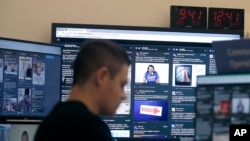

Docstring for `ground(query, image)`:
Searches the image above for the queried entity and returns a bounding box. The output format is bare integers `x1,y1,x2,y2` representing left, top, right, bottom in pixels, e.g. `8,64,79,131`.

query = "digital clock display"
170,6,207,29
208,8,244,30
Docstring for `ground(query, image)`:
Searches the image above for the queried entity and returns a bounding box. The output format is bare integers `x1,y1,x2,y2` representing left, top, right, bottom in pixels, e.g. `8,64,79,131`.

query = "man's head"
21,130,29,141
72,40,131,116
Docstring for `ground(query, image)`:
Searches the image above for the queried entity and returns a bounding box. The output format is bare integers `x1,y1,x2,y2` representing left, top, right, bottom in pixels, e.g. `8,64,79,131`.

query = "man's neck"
67,85,100,115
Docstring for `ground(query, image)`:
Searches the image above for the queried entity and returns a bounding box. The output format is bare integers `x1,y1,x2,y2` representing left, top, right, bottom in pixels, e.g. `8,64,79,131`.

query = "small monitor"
0,37,62,121
0,123,39,141
195,74,250,141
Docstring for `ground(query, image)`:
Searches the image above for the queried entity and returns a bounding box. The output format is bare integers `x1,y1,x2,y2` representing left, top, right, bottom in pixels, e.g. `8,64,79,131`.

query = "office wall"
0,0,249,43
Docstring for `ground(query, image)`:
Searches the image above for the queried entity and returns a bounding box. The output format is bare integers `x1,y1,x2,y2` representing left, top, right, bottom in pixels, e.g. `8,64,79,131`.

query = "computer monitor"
0,122,39,141
195,74,250,141
0,37,62,121
51,23,242,140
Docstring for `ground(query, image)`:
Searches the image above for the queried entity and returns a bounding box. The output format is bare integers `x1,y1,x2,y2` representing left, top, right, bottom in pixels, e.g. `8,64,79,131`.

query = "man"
21,130,29,141
34,40,130,141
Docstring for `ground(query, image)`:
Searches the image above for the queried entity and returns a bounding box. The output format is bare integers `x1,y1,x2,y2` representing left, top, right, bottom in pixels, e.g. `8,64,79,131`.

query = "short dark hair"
22,130,29,141
73,40,131,85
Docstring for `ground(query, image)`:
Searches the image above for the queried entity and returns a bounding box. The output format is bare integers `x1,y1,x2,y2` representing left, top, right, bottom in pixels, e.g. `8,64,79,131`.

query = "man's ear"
94,67,109,87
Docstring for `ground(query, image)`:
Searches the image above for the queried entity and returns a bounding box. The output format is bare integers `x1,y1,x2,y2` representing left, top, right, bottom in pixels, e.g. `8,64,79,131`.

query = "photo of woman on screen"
143,64,160,84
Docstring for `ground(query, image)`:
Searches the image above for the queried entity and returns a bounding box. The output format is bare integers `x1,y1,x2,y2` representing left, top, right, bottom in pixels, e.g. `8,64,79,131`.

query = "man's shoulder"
51,101,91,116
46,101,105,122
38,101,108,131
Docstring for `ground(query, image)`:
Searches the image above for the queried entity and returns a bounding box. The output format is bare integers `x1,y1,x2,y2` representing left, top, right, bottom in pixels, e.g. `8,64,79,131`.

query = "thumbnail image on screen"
18,57,32,80
135,63,169,84
232,98,250,114
172,64,206,87
134,100,168,121
175,65,192,86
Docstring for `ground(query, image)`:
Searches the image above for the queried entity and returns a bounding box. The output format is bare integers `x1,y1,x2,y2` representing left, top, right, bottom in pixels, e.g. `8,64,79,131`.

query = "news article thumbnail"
214,101,231,116
18,88,32,113
135,63,169,84
175,65,192,86
32,62,45,85
172,64,206,87
134,100,167,121
19,56,32,80
232,98,250,114
3,98,17,112
4,60,18,75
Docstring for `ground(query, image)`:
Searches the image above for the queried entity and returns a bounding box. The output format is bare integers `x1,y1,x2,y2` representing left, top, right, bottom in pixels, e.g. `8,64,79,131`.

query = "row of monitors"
2,73,249,141
0,23,244,140
0,123,180,141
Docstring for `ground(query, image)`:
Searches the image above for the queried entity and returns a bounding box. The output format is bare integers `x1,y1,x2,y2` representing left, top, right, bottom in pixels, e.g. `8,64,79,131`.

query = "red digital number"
179,9,186,20
189,10,195,20
213,12,217,21
198,11,202,20
213,10,224,22
236,12,240,22
209,8,243,29
217,10,223,22
226,11,232,21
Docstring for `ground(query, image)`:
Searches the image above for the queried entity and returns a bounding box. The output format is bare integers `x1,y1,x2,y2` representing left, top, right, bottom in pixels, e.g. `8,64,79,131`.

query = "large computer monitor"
51,23,243,140
0,37,62,121
195,74,250,141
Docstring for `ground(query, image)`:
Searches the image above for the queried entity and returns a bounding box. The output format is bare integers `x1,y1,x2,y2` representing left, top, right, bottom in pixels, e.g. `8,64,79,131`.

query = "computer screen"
0,37,62,120
195,74,250,141
0,123,39,141
51,23,242,140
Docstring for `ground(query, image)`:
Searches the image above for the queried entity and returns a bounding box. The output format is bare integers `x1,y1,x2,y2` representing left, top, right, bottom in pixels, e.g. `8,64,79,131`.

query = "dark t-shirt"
34,101,113,141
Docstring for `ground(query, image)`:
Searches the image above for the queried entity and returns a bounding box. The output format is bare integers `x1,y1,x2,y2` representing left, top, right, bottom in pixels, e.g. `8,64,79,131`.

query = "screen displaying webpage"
53,25,241,140
195,75,250,141
57,41,216,139
0,38,62,119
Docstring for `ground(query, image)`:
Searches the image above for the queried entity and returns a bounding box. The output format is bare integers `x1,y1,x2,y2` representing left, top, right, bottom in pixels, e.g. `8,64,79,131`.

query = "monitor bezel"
51,23,244,44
